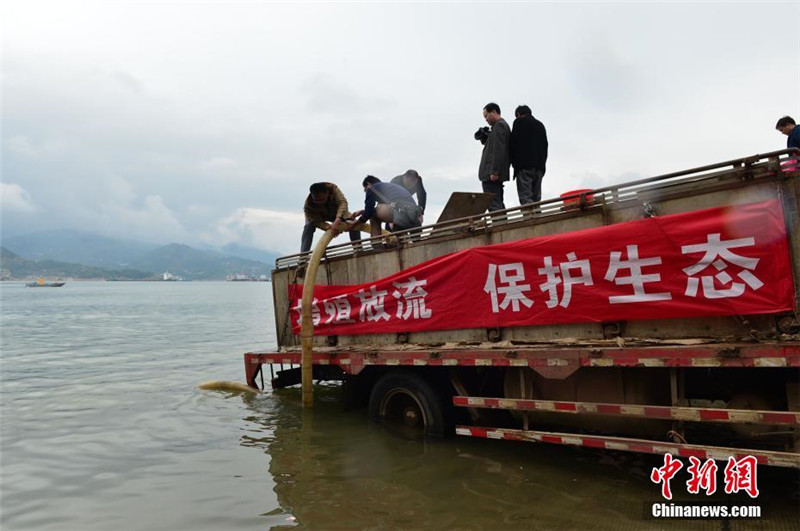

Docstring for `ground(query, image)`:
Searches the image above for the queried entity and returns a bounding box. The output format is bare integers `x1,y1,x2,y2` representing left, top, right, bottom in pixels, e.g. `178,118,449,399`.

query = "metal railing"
275,150,799,270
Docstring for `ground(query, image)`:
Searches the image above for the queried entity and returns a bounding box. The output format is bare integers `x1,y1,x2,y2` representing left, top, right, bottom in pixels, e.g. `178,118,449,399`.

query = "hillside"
2,230,281,280
0,247,155,280
220,242,281,265
132,244,271,280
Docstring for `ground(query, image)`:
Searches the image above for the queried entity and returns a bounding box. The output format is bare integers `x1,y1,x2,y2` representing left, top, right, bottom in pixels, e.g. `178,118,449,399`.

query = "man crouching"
348,175,422,238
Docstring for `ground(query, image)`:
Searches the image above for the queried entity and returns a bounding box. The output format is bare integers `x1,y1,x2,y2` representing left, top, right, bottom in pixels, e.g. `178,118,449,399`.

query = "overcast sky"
3,1,799,254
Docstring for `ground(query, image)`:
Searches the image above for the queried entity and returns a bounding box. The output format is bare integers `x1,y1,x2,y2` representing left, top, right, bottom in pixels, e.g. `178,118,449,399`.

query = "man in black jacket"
510,105,548,205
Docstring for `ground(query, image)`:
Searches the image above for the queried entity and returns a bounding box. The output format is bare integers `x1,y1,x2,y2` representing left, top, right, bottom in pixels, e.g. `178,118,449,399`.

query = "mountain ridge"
1,230,282,280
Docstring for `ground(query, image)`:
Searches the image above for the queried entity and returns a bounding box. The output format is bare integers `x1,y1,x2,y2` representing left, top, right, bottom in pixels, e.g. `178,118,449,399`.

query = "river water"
1,281,797,530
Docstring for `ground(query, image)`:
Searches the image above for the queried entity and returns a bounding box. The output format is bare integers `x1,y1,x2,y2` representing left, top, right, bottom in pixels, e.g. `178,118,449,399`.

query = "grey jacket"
478,117,511,182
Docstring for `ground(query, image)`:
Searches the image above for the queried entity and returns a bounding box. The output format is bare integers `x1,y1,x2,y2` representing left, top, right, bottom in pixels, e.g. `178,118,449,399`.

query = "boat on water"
26,277,66,287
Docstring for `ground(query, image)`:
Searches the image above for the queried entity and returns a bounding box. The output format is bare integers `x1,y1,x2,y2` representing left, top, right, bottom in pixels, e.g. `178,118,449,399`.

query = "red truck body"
246,150,800,468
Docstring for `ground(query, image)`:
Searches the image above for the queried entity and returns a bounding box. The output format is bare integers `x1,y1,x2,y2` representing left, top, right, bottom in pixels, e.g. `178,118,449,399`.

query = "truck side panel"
273,156,799,349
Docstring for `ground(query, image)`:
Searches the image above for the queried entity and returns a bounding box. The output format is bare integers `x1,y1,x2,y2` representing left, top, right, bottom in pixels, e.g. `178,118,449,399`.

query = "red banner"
290,200,795,336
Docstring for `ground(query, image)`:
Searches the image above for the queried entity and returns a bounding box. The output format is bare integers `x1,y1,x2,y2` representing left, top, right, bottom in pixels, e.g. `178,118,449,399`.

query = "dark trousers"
515,168,545,205
301,221,361,253
482,180,506,212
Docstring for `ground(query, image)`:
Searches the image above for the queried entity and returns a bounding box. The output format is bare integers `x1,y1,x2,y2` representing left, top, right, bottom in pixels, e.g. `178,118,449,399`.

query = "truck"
245,150,800,469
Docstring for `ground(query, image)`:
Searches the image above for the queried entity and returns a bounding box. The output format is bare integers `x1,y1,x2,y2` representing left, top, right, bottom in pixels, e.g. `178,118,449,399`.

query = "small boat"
26,277,66,288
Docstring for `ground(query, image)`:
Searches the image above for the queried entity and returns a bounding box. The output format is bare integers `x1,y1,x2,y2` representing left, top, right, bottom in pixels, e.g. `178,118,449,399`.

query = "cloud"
211,207,305,253
198,156,237,171
4,135,67,158
568,33,646,112
2,2,797,254
299,74,396,115
99,69,145,95
1,182,38,213
5,136,37,157
100,193,186,241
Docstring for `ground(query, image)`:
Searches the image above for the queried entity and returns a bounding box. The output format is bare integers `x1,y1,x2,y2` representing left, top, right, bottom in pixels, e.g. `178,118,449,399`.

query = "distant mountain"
2,230,159,268
221,243,281,266
0,246,155,280
2,230,281,280
132,243,271,280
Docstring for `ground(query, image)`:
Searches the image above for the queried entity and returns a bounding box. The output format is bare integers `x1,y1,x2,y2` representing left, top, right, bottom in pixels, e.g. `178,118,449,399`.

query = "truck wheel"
369,371,450,437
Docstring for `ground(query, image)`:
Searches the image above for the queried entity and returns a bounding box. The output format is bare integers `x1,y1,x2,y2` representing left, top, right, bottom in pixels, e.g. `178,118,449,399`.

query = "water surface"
1,281,797,529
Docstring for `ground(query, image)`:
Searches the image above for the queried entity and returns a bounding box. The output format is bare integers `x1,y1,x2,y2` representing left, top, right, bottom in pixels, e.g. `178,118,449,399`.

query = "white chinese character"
356,285,391,322
323,295,355,324
392,276,432,320
682,234,763,299
538,253,593,308
484,263,534,313
605,245,672,304
293,297,321,326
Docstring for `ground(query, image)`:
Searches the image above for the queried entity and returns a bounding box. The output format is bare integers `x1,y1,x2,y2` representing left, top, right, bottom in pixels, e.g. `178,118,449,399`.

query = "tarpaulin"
290,200,794,336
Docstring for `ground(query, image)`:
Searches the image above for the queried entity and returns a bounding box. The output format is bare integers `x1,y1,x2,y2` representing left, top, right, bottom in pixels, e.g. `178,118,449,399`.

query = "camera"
473,126,490,145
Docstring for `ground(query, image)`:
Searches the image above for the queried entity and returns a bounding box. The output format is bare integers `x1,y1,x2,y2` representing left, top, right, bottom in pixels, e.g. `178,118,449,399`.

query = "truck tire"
369,371,450,437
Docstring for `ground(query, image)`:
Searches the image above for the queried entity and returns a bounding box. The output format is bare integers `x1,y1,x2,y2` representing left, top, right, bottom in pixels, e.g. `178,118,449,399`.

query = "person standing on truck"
478,102,511,212
349,176,422,237
300,182,362,253
390,169,427,223
776,116,800,150
510,105,548,205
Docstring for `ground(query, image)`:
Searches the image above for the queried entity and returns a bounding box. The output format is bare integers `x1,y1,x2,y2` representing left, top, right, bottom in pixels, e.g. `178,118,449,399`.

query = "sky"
2,1,799,255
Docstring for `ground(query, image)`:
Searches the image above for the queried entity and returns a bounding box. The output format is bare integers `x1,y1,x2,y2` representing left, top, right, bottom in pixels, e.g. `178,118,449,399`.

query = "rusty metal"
601,322,621,339
777,314,799,334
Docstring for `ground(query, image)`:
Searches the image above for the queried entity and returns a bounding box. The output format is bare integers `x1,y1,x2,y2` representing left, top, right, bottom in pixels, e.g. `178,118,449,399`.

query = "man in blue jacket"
350,176,422,237
776,116,800,150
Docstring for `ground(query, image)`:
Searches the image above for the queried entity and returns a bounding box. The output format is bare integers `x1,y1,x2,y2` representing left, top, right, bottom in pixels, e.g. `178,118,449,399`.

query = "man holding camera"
510,105,548,205
300,182,363,253
478,102,511,212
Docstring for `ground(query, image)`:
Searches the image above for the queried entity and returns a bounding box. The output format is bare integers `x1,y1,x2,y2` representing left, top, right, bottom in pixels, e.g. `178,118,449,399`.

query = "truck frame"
245,150,800,468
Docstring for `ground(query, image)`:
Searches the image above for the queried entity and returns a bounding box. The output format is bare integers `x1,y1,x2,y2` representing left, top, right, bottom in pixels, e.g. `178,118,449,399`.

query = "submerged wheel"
368,371,450,437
